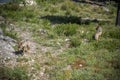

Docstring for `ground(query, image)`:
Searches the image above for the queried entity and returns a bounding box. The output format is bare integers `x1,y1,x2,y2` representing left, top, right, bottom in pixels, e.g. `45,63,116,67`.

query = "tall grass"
0,67,29,80
54,23,79,36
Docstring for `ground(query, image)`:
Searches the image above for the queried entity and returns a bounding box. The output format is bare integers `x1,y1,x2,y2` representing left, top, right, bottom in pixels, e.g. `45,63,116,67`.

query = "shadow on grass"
41,15,99,25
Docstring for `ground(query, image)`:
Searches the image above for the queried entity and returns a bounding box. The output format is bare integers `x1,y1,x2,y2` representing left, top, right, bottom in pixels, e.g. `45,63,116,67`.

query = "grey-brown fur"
18,39,30,54
94,25,102,41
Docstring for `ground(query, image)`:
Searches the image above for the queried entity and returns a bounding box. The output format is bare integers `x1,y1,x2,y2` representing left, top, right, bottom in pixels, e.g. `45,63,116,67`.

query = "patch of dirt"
71,59,86,69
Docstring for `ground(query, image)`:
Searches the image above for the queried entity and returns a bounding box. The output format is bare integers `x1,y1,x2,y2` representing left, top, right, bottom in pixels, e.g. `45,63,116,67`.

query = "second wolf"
94,25,102,41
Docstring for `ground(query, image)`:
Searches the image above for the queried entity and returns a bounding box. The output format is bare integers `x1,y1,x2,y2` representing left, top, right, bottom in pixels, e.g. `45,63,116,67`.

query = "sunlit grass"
0,0,119,80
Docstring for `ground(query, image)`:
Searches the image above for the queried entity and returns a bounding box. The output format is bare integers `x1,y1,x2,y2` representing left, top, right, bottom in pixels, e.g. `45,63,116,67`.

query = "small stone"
83,38,89,43
40,72,44,76
57,42,61,46
39,29,47,34
103,7,110,12
7,57,10,59
79,64,83,67
65,38,70,42
81,31,84,33
0,28,3,35
31,59,34,62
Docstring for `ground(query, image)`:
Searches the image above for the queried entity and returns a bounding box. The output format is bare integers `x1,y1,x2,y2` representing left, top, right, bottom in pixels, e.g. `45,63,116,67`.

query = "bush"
93,40,120,52
0,67,29,80
54,23,79,36
104,28,120,39
50,7,58,13
61,0,75,11
70,37,81,47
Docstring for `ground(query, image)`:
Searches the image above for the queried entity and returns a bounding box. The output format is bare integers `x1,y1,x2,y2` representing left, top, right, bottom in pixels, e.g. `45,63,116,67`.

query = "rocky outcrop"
0,28,16,62
25,0,36,5
19,0,37,6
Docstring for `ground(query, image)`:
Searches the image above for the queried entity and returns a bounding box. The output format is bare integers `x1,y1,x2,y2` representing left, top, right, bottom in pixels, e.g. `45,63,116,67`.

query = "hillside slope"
0,0,120,80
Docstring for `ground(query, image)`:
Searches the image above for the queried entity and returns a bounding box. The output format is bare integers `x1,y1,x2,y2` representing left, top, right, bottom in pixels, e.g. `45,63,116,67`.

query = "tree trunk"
116,4,120,26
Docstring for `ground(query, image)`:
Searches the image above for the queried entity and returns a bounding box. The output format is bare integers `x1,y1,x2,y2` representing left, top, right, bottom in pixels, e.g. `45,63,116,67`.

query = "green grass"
54,23,79,36
0,23,18,40
0,67,29,80
0,0,120,80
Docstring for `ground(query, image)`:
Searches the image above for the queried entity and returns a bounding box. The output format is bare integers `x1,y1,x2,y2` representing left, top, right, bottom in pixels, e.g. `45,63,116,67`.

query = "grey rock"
0,34,17,60
0,40,16,59
0,35,4,40
3,36,16,42
0,16,5,24
3,36,16,46
39,29,47,34
103,7,110,12
0,28,3,35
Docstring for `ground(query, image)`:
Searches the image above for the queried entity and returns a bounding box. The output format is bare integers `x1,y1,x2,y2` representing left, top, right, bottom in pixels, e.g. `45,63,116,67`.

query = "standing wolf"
94,25,102,41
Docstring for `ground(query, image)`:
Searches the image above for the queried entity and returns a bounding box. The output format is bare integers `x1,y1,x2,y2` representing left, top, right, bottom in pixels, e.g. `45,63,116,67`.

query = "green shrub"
54,23,79,36
65,9,71,16
50,7,58,14
47,31,57,39
0,67,29,80
71,69,105,80
104,27,120,39
93,40,120,52
48,69,65,80
70,37,81,47
61,4,68,10
61,0,75,11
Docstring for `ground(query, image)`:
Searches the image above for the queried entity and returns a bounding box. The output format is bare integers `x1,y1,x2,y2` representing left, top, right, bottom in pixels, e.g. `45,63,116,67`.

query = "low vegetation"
0,0,120,80
0,67,29,80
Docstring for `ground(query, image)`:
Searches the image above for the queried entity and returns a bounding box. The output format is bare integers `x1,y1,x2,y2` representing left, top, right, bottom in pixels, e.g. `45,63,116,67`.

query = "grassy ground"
0,0,120,80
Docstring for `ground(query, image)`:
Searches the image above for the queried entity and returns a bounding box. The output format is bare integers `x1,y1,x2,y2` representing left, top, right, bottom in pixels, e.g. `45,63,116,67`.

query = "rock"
0,35,16,46
0,28,3,35
0,16,5,24
63,65,72,70
39,29,47,34
82,38,89,44
0,40,16,59
25,0,36,6
3,36,15,42
0,35,4,40
103,7,110,12
81,30,84,33
79,64,83,67
65,38,70,42
0,31,16,60
6,23,15,31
